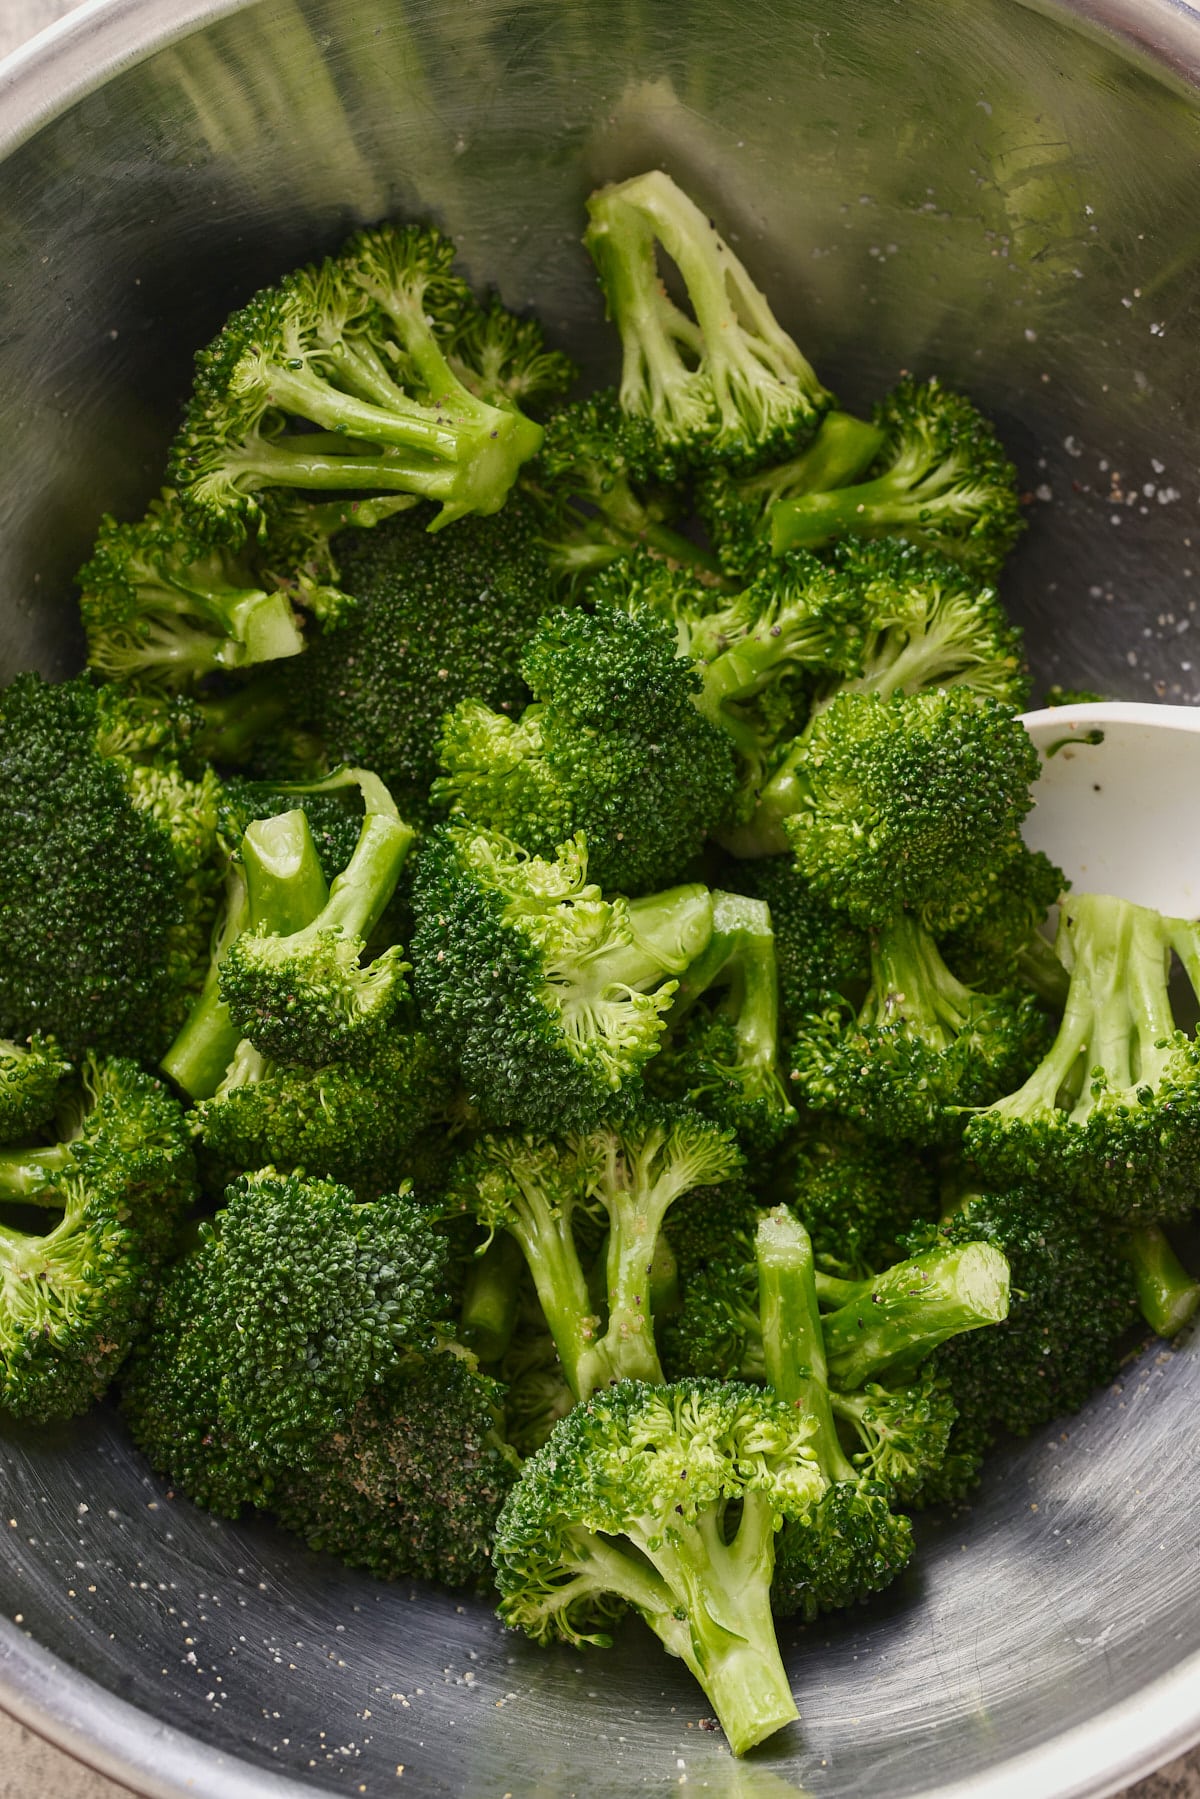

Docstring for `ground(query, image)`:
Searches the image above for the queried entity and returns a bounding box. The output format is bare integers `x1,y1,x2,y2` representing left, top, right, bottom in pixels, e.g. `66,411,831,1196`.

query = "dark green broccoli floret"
492,1378,824,1756
446,294,577,413
650,891,797,1150
218,783,416,1068
779,1118,939,1280
76,490,308,691
271,1351,519,1589
410,828,714,1132
697,409,887,575
964,895,1200,1222
907,1186,1140,1443
591,548,870,827
169,225,543,541
0,674,226,1060
777,690,1041,932
448,1107,740,1399
768,375,1023,577
788,911,1053,1145
120,1169,447,1515
940,843,1067,995
754,1209,914,1620
584,171,831,469
0,1037,71,1145
193,1028,454,1198
434,598,737,895
279,492,562,818
0,1055,196,1422
529,390,722,580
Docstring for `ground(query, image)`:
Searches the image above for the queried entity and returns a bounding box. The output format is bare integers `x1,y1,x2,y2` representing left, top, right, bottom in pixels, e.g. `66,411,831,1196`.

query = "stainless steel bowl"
1,2,1199,1795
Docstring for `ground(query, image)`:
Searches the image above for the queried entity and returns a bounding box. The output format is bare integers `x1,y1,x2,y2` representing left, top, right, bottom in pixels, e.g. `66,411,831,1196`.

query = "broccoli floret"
768,375,1024,577
697,409,887,575
446,294,577,413
169,225,543,541
726,856,870,1031
584,171,831,470
939,843,1067,994
826,1367,960,1509
218,783,416,1068
808,538,1030,711
271,1351,519,1589
909,1186,1140,1443
279,493,562,818
120,1169,447,1515
788,911,1053,1145
0,1037,71,1145
0,1055,196,1422
779,1119,939,1280
492,1378,823,1755
433,598,737,895
651,891,797,1150
410,828,714,1132
777,690,1041,931
448,1107,740,1399
77,489,307,690
0,675,226,1060
529,391,722,580
754,1209,915,1620
193,1028,454,1198
590,548,869,827
964,894,1200,1222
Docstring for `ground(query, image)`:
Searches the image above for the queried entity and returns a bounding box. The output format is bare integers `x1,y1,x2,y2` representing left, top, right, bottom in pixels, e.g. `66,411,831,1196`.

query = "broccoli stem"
1124,1224,1200,1338
815,1241,1011,1388
315,811,416,943
769,467,960,555
672,891,791,1118
756,1208,857,1481
642,1490,799,1755
864,911,974,1044
986,895,1175,1125
460,1235,526,1362
500,1201,598,1404
1017,932,1071,1010
717,738,807,858
161,812,330,1100
597,885,714,990
740,411,886,508
0,1150,72,1204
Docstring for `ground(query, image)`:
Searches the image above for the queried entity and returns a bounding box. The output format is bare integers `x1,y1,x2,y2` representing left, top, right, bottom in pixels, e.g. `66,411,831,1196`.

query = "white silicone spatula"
1020,702,1200,919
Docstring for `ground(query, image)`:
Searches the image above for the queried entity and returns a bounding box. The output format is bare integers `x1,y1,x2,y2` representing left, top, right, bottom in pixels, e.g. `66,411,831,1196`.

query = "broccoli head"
271,1351,519,1589
169,225,543,541
493,1378,823,1755
120,1169,448,1515
0,1055,196,1423
584,171,831,469
433,596,737,895
768,375,1024,578
410,827,714,1132
964,894,1200,1222
0,1037,71,1145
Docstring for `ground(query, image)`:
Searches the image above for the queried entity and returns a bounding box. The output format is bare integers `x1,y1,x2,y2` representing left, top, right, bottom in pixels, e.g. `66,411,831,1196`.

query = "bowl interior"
1,1,1199,1795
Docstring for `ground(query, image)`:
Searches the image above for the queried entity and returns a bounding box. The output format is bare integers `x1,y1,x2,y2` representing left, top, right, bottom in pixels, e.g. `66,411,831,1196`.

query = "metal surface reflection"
0,3,1199,1796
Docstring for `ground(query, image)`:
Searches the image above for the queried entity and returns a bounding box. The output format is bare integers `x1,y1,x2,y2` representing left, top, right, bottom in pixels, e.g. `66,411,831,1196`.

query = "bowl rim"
2,1,1200,1795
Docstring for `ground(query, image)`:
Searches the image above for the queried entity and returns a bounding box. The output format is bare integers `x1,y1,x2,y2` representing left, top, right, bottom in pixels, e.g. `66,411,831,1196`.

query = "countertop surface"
0,2,1198,1798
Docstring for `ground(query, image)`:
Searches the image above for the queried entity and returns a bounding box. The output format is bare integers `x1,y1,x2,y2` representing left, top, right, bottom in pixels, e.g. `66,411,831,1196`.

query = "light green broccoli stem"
498,1203,599,1405
864,911,975,1043
769,458,984,555
756,1208,856,1481
314,810,416,942
1017,932,1071,1010
717,737,808,858
986,895,1176,1125
604,885,715,990
636,1489,799,1755
672,891,793,1117
0,1148,74,1205
160,812,330,1100
1124,1224,1200,1339
739,411,886,512
461,1235,526,1363
815,1241,1011,1388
